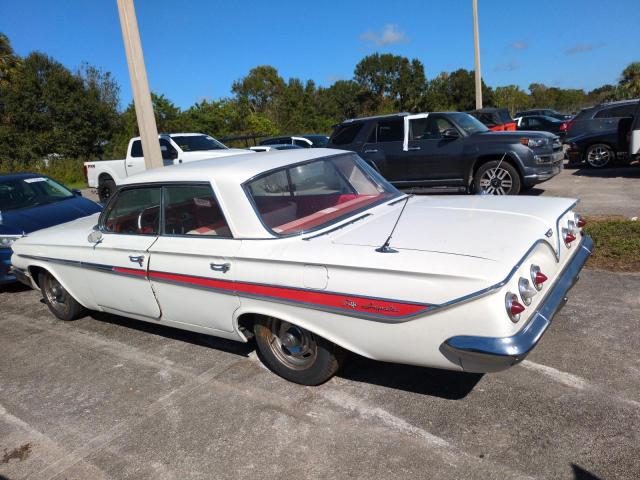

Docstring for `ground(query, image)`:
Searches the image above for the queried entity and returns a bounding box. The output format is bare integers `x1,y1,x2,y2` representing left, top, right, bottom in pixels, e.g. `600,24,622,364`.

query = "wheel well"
28,266,47,289
236,312,266,340
98,173,114,186
471,154,522,185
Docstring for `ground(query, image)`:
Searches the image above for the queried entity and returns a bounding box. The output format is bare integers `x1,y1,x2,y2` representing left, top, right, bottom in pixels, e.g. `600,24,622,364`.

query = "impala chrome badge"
343,299,398,313
545,229,553,238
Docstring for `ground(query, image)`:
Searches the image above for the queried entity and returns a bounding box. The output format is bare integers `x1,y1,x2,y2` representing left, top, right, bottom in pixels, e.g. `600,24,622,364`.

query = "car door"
404,114,465,184
361,118,406,181
126,140,148,177
88,186,161,318
147,184,241,333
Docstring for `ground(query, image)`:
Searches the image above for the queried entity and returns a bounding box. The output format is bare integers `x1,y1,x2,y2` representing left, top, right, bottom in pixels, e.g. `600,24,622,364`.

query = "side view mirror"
87,229,103,244
442,128,460,139
72,189,83,197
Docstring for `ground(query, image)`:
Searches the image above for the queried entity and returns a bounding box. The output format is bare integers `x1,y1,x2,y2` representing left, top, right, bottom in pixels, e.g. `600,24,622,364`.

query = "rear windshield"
171,135,227,151
245,154,399,235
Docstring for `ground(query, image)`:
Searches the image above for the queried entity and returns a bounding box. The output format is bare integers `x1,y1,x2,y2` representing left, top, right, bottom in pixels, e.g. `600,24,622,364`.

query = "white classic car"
11,149,593,385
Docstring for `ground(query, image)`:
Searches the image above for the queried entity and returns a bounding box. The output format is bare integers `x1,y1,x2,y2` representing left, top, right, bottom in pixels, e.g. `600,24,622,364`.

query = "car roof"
120,148,350,186
0,172,45,181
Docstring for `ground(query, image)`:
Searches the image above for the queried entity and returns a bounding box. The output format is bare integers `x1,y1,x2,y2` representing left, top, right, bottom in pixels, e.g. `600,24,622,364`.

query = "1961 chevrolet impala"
11,149,592,385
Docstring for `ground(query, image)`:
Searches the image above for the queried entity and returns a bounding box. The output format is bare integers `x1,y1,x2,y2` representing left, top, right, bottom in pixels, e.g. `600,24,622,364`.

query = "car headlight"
0,235,21,249
520,137,548,148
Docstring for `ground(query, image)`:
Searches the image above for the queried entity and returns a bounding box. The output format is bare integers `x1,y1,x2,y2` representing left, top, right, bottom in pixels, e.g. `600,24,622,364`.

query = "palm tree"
620,62,640,98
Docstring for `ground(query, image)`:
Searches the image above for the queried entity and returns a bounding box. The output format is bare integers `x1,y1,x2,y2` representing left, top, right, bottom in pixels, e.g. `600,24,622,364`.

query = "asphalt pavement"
1,163,638,480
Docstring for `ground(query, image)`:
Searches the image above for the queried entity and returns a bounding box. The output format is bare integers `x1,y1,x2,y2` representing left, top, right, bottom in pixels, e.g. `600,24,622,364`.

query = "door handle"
129,255,144,267
210,262,231,273
364,149,378,153
127,164,134,167
408,146,421,151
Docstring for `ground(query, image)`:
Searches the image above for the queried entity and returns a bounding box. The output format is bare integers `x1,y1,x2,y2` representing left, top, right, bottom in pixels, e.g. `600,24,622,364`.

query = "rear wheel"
585,143,614,168
39,272,86,321
254,317,345,385
473,160,521,195
98,179,116,203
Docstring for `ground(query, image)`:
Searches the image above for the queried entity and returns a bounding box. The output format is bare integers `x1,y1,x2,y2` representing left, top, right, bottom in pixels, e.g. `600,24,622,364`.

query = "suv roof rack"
341,112,412,123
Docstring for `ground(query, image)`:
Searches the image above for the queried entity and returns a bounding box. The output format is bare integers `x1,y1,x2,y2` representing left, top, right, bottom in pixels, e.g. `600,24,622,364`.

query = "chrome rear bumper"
441,235,593,372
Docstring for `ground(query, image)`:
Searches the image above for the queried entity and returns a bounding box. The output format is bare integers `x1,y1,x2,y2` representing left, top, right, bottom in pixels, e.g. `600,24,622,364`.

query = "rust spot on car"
1,443,32,464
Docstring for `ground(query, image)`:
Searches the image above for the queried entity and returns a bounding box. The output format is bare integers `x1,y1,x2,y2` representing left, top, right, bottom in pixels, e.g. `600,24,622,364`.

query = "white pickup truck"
84,133,252,202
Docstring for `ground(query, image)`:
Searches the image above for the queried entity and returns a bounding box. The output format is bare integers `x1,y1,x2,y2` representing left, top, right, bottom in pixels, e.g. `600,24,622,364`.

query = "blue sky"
1,0,638,109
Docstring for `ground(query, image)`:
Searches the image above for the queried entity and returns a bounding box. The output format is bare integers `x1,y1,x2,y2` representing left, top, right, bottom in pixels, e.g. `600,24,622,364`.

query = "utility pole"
116,0,162,169
472,0,483,109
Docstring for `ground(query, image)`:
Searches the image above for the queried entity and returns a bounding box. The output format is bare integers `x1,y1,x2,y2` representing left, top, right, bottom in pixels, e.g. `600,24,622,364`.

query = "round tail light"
562,228,576,247
530,265,548,290
575,214,586,228
505,292,525,322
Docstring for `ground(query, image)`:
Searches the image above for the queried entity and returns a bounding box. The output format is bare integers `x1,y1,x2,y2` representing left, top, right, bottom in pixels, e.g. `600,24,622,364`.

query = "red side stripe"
147,270,428,318
113,267,148,277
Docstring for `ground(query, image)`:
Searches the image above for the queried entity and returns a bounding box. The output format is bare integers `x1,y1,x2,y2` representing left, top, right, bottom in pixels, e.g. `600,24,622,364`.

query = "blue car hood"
0,197,102,235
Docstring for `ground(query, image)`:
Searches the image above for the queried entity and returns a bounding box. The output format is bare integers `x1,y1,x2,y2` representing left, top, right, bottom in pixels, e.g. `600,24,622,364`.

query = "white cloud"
565,42,605,55
359,24,409,47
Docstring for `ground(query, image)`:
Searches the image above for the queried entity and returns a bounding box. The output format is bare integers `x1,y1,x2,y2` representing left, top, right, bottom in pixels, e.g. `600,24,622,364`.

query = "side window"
409,118,429,140
103,187,161,235
528,118,542,127
331,124,363,145
130,140,143,157
160,139,178,161
609,104,636,118
377,119,403,142
434,118,456,136
520,118,530,128
163,185,232,237
594,107,614,119
294,139,311,147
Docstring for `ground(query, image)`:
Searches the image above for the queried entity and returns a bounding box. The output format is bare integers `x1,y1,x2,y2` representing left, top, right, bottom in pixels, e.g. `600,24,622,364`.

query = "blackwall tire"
98,179,116,204
39,272,86,321
254,317,345,385
473,160,522,195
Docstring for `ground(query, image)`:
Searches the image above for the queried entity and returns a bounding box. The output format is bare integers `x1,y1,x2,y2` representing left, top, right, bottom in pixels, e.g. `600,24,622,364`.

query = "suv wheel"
474,161,521,195
585,144,613,168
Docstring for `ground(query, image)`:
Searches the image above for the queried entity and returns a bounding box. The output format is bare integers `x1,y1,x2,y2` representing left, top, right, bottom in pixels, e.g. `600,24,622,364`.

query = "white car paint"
12,148,590,373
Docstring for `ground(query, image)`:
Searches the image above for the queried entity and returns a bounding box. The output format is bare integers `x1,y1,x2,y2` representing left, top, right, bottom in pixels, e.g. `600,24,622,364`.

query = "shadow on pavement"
572,464,602,480
337,354,483,399
87,312,481,398
0,282,31,294
89,311,254,358
566,164,640,178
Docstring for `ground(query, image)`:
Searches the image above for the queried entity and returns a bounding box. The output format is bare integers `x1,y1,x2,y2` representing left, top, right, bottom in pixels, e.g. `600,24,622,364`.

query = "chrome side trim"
18,255,147,280
441,235,592,372
303,214,371,240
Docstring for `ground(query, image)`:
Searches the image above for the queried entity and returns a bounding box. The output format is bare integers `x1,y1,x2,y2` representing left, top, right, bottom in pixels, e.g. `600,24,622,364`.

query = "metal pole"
116,0,162,169
472,0,483,109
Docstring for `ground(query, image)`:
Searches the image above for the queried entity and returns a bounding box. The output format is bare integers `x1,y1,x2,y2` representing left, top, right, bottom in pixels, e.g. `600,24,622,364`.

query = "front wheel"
254,317,345,385
473,160,521,195
40,271,86,321
585,143,614,168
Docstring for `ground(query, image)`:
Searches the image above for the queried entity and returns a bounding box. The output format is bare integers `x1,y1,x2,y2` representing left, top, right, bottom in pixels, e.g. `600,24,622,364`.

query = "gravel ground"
0,269,639,480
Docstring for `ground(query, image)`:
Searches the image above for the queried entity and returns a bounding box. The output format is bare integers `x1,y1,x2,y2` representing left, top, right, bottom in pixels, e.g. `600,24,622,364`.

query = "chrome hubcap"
587,146,610,167
479,167,513,195
268,320,317,369
45,276,69,313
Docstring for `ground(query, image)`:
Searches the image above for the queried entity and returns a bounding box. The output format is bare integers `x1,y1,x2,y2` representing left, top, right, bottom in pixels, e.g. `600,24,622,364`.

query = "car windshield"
245,154,399,235
450,113,489,134
171,135,227,152
0,176,74,211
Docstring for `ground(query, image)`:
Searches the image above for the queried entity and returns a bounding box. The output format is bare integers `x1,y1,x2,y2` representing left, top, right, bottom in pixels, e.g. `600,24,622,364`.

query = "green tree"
620,62,640,97
354,53,426,112
493,85,530,114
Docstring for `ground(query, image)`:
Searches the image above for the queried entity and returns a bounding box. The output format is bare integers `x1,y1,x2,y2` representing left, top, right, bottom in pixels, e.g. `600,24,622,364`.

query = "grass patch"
584,216,640,272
